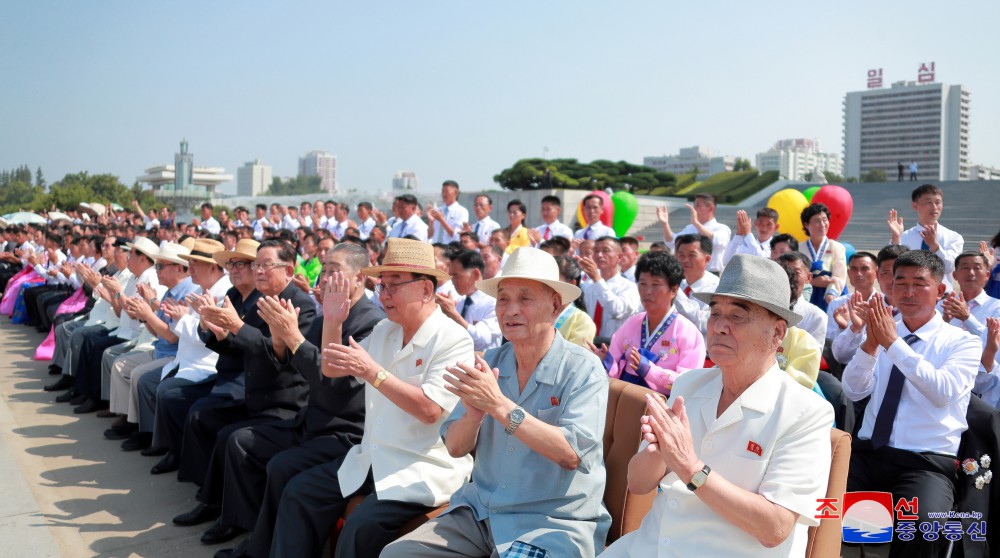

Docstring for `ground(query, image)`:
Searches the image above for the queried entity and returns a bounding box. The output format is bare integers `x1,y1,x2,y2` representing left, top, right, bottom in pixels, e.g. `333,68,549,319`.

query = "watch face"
692,471,708,486
510,408,525,423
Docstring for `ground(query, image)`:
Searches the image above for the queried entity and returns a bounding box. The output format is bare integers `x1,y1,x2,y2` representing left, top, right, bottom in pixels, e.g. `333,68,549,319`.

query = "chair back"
603,379,659,545
806,428,852,558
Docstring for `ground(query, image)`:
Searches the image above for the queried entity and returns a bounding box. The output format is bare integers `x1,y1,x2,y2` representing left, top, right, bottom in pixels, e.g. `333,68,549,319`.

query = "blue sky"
1,1,997,195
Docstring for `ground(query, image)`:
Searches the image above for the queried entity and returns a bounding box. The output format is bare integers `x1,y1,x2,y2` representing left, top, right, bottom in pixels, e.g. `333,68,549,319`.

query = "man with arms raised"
844,250,980,557
384,247,611,557
602,254,833,557
888,183,963,290
657,193,732,274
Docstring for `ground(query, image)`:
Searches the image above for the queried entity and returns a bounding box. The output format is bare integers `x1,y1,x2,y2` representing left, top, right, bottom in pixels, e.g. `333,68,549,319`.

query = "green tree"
733,158,754,172
493,158,674,193
822,171,845,184
860,169,888,183
267,175,323,196
35,167,46,188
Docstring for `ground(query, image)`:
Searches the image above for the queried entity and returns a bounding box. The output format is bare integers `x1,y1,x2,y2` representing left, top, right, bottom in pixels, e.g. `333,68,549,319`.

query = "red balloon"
811,185,853,240
576,190,614,227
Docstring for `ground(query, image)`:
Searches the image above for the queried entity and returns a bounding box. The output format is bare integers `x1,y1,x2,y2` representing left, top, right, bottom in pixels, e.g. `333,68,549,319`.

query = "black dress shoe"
55,388,80,403
104,422,138,440
201,519,245,545
44,375,74,391
141,445,168,457
173,503,220,527
69,393,89,406
120,432,153,452
150,453,178,475
214,538,248,558
73,398,108,414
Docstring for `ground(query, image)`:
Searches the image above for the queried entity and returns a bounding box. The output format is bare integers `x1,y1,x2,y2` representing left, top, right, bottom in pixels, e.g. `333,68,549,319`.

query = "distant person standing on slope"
897,161,905,182
909,161,919,181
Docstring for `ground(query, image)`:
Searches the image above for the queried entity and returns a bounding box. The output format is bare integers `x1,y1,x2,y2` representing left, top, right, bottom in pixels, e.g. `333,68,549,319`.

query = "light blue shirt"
442,332,611,557
152,277,198,360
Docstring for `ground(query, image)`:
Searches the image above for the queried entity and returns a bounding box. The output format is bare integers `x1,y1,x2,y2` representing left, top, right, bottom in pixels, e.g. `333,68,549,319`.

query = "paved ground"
0,320,239,558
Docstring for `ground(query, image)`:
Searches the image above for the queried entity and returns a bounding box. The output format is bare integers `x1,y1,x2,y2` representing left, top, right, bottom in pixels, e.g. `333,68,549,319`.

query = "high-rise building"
392,171,419,191
756,139,843,181
843,80,970,181
643,146,735,178
237,159,273,197
298,150,337,193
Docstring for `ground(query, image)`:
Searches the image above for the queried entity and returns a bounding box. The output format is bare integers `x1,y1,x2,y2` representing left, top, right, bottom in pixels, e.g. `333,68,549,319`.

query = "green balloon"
803,186,821,202
611,191,639,237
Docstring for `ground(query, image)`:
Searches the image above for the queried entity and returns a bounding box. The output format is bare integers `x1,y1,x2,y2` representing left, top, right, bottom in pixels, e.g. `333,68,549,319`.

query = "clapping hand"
322,271,351,325
586,340,609,362
257,295,301,353
655,206,670,226
444,355,503,421
863,293,898,353
321,336,380,379
291,272,311,293
941,292,970,322
640,394,699,478
919,222,940,252
735,209,752,236
685,203,701,226
160,298,190,321
201,296,244,335
887,209,905,242
983,318,1000,370
980,241,996,270
575,255,601,282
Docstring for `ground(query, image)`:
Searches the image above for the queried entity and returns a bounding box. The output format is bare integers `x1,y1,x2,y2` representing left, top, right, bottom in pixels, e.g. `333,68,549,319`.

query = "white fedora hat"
479,247,581,305
153,242,191,266
126,236,160,261
693,254,802,326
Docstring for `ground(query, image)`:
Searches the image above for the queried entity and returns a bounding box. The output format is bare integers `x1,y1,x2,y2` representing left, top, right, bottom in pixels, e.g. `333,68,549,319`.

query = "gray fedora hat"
693,254,802,327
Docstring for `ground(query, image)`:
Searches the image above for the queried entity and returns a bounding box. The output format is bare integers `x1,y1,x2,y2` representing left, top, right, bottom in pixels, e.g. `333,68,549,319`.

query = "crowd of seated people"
1,179,998,557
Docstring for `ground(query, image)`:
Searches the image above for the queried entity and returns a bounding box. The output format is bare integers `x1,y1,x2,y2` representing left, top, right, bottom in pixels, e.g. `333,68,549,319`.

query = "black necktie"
870,333,920,449
460,295,473,320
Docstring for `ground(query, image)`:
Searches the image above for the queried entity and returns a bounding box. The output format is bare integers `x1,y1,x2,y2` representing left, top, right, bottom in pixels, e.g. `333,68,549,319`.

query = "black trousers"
848,444,958,558
153,381,216,455
73,331,127,400
178,399,251,486
263,467,434,558
23,284,58,326
220,422,351,533
36,287,72,331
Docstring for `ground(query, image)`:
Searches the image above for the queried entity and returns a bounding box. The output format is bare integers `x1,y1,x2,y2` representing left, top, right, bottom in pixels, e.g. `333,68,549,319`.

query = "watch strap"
686,464,711,491
372,369,389,389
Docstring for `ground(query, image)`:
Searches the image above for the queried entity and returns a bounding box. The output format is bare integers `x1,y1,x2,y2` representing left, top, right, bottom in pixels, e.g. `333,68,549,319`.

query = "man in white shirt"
298,202,314,230
481,245,503,280
356,202,377,240
573,194,616,242
427,180,469,244
843,250,980,558
386,194,428,242
268,238,475,558
672,234,720,336
832,244,909,364
532,194,573,244
437,249,502,351
200,203,221,235
252,204,269,240
464,194,500,249
619,236,639,282
281,206,301,231
774,252,828,346
657,193,732,274
328,203,355,241
888,184,963,290
827,251,878,342
579,237,640,339
723,208,779,266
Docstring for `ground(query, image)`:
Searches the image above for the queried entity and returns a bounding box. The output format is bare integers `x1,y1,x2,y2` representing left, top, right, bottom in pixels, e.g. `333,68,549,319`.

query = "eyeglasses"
250,261,286,272
374,277,426,297
225,260,252,271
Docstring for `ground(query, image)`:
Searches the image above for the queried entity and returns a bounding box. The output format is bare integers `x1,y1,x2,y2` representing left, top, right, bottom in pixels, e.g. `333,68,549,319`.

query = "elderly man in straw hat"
259,238,474,558
67,235,162,414
102,242,196,443
601,254,834,558
383,246,611,558
131,239,234,472
173,239,316,532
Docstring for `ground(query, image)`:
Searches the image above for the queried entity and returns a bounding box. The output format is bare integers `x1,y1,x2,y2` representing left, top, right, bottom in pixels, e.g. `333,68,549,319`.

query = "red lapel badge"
747,440,763,457
662,340,670,347
550,396,560,406
416,358,423,366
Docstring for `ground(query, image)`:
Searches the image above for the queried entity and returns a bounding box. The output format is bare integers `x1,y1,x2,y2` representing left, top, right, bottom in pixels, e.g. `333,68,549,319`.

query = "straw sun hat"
179,239,225,265
361,238,451,283
212,239,260,265
478,247,581,305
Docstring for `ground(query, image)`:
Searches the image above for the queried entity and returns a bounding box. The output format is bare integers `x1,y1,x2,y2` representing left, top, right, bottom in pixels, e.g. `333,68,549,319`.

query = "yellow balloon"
766,189,809,242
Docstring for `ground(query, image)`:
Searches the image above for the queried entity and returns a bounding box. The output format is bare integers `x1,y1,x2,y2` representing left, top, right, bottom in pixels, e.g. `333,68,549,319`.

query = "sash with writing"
807,237,832,311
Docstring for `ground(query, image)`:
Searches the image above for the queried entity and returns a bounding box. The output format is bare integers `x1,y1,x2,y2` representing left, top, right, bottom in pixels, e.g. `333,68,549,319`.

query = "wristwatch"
505,406,526,435
372,369,389,389
686,464,711,491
